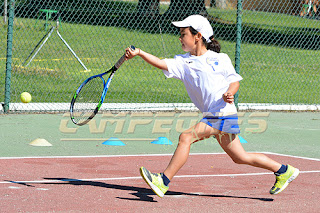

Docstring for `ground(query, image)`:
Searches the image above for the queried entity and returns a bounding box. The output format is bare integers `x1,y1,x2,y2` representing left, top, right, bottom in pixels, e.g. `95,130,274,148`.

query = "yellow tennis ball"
20,92,32,103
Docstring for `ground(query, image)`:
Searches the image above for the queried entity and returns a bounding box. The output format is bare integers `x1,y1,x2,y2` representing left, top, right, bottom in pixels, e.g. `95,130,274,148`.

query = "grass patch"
1,6,319,106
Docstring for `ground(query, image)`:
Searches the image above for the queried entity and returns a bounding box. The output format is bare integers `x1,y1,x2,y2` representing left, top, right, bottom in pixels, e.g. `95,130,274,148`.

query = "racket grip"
115,45,135,69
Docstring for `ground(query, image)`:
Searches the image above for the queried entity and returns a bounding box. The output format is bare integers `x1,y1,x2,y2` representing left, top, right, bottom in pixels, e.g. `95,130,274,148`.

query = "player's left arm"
223,81,240,104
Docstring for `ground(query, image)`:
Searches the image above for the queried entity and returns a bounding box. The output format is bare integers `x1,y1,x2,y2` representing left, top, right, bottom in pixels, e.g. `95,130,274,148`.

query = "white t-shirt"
163,50,243,116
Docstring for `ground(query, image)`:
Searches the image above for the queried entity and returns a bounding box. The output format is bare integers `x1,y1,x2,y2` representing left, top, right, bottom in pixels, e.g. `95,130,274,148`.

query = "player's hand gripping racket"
70,45,135,125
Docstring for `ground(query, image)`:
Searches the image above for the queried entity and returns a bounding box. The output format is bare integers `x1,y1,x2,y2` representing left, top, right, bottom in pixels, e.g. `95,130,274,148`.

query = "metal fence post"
234,0,242,109
4,0,15,113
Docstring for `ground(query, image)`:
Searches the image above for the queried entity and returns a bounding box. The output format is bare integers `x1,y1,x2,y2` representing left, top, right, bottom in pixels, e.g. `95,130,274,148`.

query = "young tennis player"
125,15,299,198
300,0,319,17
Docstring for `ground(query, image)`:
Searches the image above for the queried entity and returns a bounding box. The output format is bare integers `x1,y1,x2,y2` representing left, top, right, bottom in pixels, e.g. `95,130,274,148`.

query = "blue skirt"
200,114,240,134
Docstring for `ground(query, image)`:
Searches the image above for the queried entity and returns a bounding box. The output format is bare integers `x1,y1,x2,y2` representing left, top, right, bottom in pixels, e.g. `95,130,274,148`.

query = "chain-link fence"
240,0,320,107
1,0,320,112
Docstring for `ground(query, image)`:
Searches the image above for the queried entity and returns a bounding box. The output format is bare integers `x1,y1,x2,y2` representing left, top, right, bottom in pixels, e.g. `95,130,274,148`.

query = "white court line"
262,152,320,162
1,152,319,185
0,153,224,160
0,152,319,161
0,170,319,185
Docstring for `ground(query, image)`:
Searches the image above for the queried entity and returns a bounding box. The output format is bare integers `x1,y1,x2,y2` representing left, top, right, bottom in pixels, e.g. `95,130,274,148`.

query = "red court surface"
1,153,319,212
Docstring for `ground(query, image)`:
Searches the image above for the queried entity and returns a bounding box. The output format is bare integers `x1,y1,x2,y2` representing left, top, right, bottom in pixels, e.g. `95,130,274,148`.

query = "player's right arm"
125,47,168,71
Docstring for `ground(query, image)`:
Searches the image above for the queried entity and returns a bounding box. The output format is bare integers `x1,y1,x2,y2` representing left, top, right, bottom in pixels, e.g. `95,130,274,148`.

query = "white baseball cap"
172,15,214,43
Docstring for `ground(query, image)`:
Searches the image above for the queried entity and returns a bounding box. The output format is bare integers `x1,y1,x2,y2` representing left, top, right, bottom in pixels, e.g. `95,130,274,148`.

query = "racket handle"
115,45,135,69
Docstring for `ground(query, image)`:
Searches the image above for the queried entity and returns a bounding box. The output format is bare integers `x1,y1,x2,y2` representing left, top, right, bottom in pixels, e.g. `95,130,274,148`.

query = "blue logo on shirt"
206,57,219,71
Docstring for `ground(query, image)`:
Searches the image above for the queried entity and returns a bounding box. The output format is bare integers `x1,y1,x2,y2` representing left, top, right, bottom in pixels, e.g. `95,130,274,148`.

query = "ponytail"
189,27,221,53
204,36,221,53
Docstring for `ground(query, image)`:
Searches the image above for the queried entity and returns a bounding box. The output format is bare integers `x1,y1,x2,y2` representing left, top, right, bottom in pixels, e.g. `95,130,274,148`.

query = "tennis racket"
70,45,135,126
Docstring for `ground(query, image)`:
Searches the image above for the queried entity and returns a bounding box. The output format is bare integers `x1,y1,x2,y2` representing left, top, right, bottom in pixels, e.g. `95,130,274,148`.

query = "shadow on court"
37,178,274,202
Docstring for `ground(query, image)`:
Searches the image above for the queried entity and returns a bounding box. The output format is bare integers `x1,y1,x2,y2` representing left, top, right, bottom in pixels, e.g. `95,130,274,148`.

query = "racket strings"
72,77,104,124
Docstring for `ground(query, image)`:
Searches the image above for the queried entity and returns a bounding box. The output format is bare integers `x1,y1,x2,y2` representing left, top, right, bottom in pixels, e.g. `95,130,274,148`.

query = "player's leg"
163,121,218,179
216,134,281,171
300,3,308,16
216,133,299,195
140,121,217,197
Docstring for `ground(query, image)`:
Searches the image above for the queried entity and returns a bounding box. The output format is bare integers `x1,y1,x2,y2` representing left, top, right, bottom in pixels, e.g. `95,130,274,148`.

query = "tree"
163,0,208,19
137,0,160,17
136,0,208,19
215,0,227,9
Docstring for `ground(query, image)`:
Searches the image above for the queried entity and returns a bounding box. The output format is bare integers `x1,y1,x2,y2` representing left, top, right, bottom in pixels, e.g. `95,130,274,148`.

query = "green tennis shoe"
140,167,169,198
270,165,299,195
